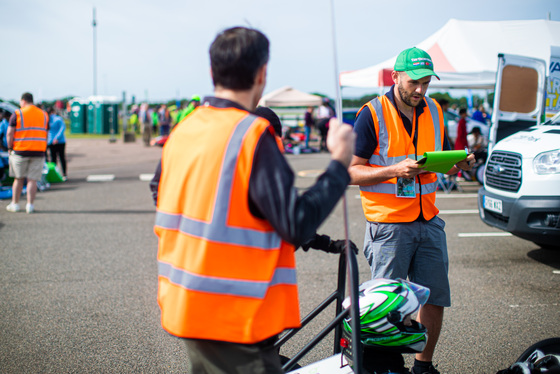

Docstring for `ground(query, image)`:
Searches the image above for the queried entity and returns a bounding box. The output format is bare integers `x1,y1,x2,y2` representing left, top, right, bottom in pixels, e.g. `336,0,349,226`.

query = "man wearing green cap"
349,47,475,374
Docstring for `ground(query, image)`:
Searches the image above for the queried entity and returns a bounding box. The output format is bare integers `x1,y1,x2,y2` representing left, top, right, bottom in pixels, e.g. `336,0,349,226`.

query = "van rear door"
489,54,547,151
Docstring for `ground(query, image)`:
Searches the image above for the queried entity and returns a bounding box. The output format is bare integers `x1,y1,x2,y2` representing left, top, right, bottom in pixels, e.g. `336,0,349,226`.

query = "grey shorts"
363,216,450,307
9,154,45,181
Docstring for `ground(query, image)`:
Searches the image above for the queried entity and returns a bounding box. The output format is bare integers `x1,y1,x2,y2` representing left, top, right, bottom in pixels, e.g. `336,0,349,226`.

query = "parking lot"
1,138,559,373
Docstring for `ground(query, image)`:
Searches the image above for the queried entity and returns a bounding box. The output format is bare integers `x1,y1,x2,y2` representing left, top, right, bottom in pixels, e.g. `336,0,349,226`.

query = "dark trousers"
48,143,67,176
317,118,329,151
363,346,408,373
184,336,283,374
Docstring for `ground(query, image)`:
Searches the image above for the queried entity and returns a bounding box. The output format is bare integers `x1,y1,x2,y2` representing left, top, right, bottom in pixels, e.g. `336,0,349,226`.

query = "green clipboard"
416,150,468,173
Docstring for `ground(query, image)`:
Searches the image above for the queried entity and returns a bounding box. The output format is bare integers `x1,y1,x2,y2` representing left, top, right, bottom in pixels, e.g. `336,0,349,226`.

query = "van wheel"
532,242,560,250
475,164,485,185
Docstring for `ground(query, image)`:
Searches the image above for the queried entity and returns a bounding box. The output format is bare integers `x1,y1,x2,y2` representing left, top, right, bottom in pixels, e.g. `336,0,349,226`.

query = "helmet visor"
400,279,430,306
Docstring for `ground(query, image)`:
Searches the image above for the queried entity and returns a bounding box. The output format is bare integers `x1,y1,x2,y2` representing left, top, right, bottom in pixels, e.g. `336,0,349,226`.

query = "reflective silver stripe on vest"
425,97,442,152
360,180,438,195
367,153,417,166
156,114,289,299
368,97,443,165
16,128,47,132
370,99,389,165
155,211,280,249
17,110,24,129
13,137,47,142
361,97,443,195
369,97,416,165
159,261,297,299
421,180,438,194
15,109,48,131
155,114,281,249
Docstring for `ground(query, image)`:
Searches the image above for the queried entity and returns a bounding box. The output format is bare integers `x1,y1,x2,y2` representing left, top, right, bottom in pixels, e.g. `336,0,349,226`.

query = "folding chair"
436,173,462,193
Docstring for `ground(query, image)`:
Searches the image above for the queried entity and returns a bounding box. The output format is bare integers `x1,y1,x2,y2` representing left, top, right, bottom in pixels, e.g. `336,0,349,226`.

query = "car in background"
446,110,489,145
0,101,17,118
1,101,17,149
342,108,359,126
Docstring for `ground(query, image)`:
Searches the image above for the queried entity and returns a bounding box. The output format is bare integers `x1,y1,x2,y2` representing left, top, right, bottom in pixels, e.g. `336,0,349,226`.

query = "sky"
0,0,558,103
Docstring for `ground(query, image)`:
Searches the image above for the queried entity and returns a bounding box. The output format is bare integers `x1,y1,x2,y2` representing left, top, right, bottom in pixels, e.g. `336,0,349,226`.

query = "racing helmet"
342,278,430,353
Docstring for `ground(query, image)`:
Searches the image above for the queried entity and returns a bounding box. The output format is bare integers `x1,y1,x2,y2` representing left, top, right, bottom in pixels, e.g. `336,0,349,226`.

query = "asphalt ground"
1,137,559,373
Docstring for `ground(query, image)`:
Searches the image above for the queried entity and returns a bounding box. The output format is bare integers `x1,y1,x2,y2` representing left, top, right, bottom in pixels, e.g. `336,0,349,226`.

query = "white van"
477,54,560,249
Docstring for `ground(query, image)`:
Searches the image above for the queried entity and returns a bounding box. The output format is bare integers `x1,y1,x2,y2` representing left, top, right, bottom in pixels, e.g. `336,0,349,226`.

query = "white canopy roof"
340,19,560,89
259,86,322,107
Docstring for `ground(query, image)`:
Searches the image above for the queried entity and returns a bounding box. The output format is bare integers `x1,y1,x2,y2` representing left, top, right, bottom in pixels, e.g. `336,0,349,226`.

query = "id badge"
396,177,416,198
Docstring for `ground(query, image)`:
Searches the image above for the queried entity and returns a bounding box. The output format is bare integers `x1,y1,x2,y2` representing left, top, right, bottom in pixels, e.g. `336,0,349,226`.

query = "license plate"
484,196,503,214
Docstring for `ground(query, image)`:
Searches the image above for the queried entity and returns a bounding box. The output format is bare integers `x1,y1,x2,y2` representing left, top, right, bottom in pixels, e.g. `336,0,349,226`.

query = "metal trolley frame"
275,247,363,373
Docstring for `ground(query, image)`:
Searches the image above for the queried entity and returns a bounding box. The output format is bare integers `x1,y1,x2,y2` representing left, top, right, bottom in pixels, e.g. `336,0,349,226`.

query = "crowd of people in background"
436,97,490,182
0,91,209,213
1,93,491,167
437,98,490,151
119,93,341,154
127,95,202,147
272,96,491,161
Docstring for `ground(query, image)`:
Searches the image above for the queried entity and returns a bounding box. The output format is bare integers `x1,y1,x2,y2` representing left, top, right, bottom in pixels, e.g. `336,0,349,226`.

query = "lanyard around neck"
406,109,417,158
395,105,417,159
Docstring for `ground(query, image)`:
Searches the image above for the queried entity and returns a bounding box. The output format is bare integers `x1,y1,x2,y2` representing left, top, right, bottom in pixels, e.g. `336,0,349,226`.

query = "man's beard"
398,83,422,107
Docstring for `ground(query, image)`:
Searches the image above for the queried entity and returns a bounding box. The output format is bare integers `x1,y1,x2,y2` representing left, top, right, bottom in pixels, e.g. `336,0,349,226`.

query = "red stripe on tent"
427,42,456,72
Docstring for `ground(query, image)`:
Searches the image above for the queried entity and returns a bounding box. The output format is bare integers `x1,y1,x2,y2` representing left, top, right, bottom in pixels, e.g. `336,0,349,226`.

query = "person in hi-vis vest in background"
150,26,355,373
349,47,475,374
6,92,48,214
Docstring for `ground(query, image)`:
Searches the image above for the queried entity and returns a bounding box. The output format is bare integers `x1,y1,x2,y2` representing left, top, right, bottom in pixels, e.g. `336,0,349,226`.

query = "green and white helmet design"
342,278,430,353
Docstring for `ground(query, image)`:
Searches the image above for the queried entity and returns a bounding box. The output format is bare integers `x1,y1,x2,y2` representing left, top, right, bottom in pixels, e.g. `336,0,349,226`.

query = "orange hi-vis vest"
359,95,445,223
13,105,48,152
154,105,299,344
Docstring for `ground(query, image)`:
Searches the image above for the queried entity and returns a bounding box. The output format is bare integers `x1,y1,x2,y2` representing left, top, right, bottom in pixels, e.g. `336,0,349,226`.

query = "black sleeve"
249,131,350,247
353,105,378,160
9,113,17,127
150,160,161,206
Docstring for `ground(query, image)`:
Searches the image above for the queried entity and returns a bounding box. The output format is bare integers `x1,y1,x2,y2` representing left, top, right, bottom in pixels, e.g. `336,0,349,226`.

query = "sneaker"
6,202,20,212
26,203,34,214
412,364,440,374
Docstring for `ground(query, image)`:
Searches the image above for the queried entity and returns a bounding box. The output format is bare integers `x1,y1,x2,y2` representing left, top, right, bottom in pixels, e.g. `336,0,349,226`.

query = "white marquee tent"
339,19,560,90
258,86,323,107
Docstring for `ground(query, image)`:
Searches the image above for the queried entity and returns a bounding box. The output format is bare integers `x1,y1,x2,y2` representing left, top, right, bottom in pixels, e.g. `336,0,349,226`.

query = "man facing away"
6,92,48,214
151,26,355,373
348,47,475,374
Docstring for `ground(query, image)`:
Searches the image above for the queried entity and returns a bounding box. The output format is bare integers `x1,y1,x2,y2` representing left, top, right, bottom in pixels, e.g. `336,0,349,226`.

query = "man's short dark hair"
209,27,269,90
459,108,467,115
21,92,34,104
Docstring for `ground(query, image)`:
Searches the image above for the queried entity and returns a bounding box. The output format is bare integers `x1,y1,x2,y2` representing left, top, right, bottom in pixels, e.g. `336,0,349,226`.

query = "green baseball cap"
394,47,440,80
